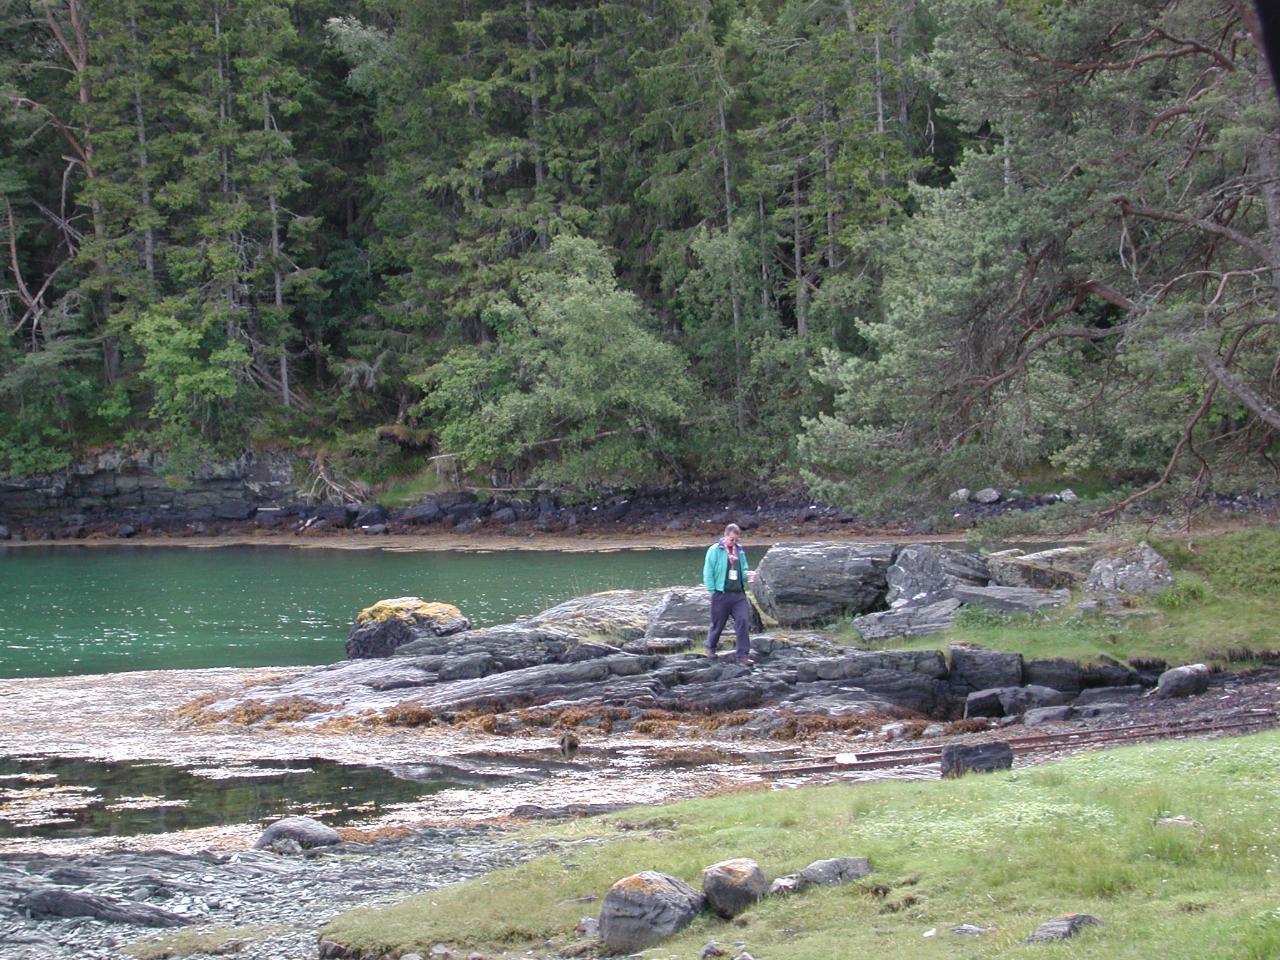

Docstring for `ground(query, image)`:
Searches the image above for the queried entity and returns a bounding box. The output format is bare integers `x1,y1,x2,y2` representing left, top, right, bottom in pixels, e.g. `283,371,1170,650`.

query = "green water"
0,545,702,679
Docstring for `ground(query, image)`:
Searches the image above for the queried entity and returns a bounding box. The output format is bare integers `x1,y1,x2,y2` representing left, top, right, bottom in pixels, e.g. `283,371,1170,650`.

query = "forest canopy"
2,0,1276,508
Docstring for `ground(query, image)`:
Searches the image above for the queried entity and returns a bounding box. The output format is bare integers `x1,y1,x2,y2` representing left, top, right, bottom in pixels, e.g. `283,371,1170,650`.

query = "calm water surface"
0,545,702,678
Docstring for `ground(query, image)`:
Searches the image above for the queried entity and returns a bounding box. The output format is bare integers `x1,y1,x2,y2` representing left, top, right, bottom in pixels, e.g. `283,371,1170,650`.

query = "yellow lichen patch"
355,597,463,626
613,873,670,896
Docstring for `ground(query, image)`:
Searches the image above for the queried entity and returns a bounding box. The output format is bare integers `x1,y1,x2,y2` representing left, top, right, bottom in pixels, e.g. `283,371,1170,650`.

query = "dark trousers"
707,591,752,658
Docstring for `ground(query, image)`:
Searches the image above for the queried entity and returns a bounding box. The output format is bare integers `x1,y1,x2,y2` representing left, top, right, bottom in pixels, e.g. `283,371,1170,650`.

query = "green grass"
322,732,1280,959
123,925,291,959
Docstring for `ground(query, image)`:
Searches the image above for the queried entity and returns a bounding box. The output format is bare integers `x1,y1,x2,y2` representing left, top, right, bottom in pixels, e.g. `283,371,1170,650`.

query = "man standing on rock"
703,523,755,665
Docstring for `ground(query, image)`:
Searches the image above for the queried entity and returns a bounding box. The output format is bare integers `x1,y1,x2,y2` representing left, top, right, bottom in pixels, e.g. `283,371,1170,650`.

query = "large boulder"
346,598,471,659
753,542,895,627
701,858,768,917
599,872,704,953
1153,663,1211,699
644,587,759,644
254,816,340,850
1086,541,1174,594
885,545,989,606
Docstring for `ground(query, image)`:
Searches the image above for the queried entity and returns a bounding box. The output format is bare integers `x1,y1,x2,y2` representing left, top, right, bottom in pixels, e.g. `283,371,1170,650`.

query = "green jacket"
703,540,750,593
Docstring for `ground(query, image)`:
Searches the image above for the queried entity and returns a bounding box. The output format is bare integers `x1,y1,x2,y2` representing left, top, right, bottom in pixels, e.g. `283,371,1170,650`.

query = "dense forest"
2,0,1277,509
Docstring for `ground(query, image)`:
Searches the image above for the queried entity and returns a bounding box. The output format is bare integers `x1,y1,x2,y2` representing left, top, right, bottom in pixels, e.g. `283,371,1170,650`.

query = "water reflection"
0,755,478,839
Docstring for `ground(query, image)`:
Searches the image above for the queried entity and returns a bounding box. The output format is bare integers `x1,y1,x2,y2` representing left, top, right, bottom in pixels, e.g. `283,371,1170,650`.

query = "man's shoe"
735,656,755,666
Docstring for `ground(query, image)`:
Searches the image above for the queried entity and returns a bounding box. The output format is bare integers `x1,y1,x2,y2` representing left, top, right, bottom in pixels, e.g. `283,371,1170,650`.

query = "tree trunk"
129,16,155,288
526,0,548,251
793,170,808,336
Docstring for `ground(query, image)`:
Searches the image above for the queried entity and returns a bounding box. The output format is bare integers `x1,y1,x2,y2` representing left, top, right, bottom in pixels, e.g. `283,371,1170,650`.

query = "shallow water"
0,754,475,840
0,544,701,678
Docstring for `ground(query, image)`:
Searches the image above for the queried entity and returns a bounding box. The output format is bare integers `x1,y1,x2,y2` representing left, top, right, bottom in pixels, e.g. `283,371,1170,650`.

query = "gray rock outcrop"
950,584,1070,614
599,871,703,952
19,888,192,927
753,542,894,626
1085,541,1173,594
948,648,1024,696
853,598,961,642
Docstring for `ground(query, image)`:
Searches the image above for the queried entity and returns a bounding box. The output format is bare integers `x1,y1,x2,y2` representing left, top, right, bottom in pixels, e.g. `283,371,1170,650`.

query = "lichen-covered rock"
1153,663,1211,699
701,858,768,917
599,871,704,952
253,815,340,851
1085,541,1173,595
346,598,470,658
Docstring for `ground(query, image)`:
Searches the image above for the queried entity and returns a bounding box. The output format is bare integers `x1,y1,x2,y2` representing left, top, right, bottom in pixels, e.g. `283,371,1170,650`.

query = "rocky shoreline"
4,536,1280,960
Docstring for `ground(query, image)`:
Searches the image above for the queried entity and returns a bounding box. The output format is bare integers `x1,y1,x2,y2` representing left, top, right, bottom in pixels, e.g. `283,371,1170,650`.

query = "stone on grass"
768,875,805,896
797,857,872,887
702,858,768,917
1156,815,1203,832
972,488,1002,504
1085,541,1173,595
1153,663,1211,699
599,871,703,953
853,598,961,642
1025,913,1103,943
950,924,993,936
940,742,1013,778
253,815,340,851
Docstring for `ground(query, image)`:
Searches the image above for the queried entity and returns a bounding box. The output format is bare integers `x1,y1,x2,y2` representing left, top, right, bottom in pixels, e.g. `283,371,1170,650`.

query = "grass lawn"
321,732,1280,959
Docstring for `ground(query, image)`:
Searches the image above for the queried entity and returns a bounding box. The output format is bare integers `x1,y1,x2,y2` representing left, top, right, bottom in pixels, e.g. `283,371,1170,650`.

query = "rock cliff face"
0,449,299,518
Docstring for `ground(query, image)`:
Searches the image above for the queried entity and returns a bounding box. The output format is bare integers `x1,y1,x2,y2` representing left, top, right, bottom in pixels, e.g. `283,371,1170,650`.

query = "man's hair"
724,523,741,535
